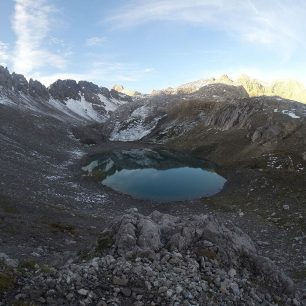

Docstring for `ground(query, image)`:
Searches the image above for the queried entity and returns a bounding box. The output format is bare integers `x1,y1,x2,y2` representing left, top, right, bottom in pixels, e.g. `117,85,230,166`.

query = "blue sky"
1,0,306,93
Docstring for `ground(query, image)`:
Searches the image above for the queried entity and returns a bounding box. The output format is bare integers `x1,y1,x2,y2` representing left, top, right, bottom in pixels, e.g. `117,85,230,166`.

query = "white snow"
281,110,300,119
98,94,126,113
0,96,14,106
82,160,99,174
1,88,126,123
104,159,114,172
131,105,150,117
273,108,301,119
98,94,117,112
65,95,101,121
110,103,165,141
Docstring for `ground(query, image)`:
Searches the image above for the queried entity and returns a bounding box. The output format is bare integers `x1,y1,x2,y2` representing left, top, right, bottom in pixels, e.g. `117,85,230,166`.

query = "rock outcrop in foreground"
1,210,302,306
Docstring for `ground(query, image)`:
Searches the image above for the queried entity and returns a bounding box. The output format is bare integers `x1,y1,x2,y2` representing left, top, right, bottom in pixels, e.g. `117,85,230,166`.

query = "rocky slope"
0,66,131,124
0,66,306,305
0,210,302,306
98,83,306,168
153,75,306,104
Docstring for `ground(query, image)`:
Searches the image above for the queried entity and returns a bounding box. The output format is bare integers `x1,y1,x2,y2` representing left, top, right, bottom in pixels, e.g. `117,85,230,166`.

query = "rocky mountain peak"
11,72,28,94
112,83,141,97
28,79,50,100
0,66,13,88
0,65,50,99
48,79,80,101
153,74,306,104
112,84,124,92
217,74,233,84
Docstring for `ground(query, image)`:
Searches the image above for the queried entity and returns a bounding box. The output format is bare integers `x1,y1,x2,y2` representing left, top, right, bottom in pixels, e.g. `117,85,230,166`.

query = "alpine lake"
82,149,226,202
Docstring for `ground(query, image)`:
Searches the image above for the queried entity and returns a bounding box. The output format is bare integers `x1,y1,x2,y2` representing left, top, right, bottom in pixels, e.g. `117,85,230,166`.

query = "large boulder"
97,210,294,295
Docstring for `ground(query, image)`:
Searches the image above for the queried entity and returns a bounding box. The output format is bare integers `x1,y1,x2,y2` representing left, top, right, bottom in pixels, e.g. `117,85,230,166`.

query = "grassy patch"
78,248,93,261
95,236,113,253
39,264,52,274
0,195,20,214
18,260,37,271
77,235,113,261
0,272,15,293
49,222,75,235
91,169,107,181
293,267,306,280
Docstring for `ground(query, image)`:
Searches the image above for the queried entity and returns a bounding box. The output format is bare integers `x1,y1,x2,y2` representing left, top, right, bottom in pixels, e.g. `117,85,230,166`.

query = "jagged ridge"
153,74,306,104
0,66,131,123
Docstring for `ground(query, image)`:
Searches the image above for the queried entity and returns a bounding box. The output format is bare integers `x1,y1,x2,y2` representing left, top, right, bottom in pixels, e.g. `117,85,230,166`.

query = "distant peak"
153,74,306,104
113,84,124,92
112,83,141,97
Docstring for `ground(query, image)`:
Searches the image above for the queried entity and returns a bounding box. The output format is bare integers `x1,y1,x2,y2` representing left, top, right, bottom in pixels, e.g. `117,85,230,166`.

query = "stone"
230,282,240,295
112,275,128,286
228,268,237,278
158,286,168,294
78,289,89,296
121,287,132,297
292,298,300,306
176,285,183,294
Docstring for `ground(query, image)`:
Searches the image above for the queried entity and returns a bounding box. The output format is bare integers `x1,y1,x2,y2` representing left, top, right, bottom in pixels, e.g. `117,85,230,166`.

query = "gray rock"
112,275,128,286
121,287,132,297
29,78,49,99
228,268,237,278
78,288,89,296
11,72,28,93
49,79,80,101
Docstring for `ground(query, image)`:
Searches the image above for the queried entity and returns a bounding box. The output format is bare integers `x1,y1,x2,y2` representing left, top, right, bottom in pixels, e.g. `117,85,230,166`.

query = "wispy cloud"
86,36,107,47
0,42,10,66
37,61,154,86
109,0,306,54
12,0,66,75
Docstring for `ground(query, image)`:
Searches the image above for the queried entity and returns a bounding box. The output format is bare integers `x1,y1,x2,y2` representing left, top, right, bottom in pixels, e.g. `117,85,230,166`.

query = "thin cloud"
37,61,154,86
0,42,10,66
12,0,66,75
109,0,306,54
86,36,107,47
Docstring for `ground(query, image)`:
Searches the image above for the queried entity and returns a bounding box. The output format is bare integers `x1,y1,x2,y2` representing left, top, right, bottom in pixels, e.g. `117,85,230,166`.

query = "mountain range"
0,65,305,304
152,74,306,104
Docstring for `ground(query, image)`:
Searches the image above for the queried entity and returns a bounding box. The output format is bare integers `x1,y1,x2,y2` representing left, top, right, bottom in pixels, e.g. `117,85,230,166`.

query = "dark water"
82,149,226,202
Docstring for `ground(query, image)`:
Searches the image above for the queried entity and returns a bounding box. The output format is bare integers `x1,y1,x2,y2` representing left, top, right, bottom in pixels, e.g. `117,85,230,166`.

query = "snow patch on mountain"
109,104,166,141
0,95,14,106
98,94,126,113
65,96,101,121
281,110,300,119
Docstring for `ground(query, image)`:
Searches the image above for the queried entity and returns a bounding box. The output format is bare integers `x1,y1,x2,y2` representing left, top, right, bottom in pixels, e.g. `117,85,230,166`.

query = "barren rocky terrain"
0,66,305,305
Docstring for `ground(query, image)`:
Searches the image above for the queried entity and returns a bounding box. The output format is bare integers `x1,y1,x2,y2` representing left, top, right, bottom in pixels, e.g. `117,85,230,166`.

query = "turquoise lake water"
82,149,226,202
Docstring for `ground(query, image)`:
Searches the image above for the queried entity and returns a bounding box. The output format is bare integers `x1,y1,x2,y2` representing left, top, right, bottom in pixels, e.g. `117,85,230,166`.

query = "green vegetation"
0,195,20,214
96,236,113,253
18,260,37,271
0,272,14,293
49,222,75,234
91,169,107,181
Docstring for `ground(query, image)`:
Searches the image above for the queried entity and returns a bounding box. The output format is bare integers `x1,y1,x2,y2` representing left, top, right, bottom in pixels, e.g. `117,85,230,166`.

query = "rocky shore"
0,210,304,305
